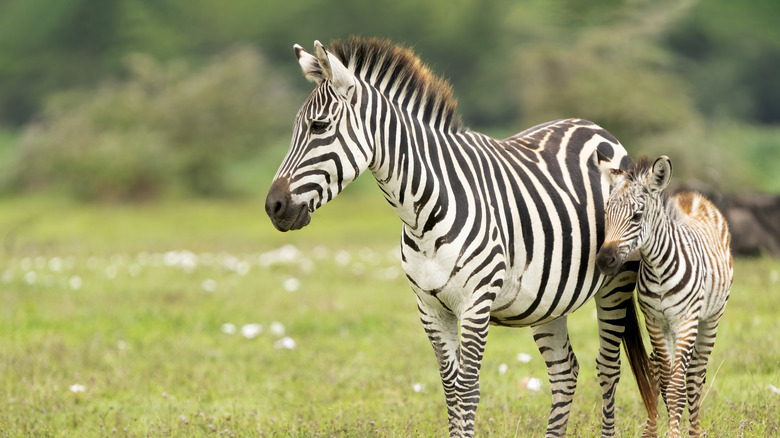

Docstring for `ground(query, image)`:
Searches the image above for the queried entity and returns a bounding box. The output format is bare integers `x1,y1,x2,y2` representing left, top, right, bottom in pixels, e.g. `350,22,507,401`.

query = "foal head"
596,155,673,275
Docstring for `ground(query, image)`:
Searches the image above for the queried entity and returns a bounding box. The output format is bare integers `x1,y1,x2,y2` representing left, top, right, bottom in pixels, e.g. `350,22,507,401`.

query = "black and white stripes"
596,156,734,438
266,37,655,437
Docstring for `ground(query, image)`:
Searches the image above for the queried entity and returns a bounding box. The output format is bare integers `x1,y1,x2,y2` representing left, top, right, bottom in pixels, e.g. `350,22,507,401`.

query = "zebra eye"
310,120,329,134
631,212,643,222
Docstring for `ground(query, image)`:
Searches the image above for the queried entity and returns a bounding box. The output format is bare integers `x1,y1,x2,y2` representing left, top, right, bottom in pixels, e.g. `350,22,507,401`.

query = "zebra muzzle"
595,241,623,276
265,178,311,232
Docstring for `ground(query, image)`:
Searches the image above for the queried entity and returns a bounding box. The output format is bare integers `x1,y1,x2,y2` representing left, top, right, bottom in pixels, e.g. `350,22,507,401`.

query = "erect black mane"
329,36,464,132
626,156,652,183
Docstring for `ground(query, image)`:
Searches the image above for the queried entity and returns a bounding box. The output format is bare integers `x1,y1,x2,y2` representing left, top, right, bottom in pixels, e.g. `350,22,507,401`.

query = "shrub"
8,47,297,201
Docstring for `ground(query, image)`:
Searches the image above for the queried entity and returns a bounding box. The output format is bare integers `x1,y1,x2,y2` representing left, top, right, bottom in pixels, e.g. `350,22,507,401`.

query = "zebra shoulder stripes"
265,37,655,437
596,156,734,438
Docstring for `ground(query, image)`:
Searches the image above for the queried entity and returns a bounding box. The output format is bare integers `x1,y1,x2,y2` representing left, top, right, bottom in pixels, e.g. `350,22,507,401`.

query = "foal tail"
623,293,658,420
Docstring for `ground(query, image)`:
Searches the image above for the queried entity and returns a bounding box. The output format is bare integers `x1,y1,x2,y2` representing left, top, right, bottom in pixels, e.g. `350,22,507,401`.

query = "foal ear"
648,155,673,194
295,43,327,84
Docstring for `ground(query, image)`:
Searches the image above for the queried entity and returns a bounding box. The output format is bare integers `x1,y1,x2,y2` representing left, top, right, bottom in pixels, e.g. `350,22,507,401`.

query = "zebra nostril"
265,194,286,218
273,200,284,215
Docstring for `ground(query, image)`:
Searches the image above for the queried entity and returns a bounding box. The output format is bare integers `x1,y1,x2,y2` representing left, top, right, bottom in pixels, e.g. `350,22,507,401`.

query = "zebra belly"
407,258,597,327
489,281,597,327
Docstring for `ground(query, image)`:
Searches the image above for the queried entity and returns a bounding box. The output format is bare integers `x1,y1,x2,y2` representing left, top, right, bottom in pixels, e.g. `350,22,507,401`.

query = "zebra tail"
622,293,658,420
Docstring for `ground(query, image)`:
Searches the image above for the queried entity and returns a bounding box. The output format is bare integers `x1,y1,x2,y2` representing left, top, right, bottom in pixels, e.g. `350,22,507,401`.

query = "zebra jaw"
265,178,312,232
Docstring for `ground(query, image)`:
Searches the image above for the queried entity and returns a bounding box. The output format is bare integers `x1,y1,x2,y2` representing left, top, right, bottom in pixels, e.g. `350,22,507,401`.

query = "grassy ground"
0,193,778,437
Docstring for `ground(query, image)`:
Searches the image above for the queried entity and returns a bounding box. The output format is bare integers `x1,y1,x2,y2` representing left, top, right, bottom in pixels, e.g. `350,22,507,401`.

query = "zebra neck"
638,210,686,279
368,104,469,233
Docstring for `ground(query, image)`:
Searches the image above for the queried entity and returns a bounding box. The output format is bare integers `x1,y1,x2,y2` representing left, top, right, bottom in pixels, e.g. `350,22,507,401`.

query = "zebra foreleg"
453,293,494,437
417,298,462,436
531,317,579,437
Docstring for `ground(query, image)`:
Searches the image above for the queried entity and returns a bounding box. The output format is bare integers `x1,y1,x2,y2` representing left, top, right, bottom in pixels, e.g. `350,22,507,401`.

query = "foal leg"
686,318,720,438
641,319,671,438
666,318,699,438
531,317,579,438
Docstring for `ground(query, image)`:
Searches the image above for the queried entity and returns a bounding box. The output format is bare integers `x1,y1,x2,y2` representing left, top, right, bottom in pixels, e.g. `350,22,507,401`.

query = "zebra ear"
295,44,326,84
648,155,672,194
314,40,355,97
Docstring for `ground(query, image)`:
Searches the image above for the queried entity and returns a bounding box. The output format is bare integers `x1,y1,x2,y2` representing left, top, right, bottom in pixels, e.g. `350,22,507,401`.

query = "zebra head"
265,40,368,232
596,155,673,275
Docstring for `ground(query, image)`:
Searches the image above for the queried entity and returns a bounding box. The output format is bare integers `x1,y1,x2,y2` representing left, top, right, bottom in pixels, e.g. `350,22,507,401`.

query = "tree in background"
1,0,778,199
8,48,296,201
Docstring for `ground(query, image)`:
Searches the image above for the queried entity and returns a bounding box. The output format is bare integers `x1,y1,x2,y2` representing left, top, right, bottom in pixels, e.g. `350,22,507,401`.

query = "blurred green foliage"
7,49,296,201
0,0,778,201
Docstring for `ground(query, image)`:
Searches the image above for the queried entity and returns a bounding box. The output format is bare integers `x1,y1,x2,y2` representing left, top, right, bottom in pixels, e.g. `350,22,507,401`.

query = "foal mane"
330,36,464,133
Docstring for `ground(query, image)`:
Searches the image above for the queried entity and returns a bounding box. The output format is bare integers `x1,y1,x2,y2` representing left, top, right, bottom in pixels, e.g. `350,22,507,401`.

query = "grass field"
1,192,778,437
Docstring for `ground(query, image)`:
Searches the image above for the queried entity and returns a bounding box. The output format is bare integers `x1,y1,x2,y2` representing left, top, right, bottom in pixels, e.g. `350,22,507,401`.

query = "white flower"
378,267,400,280
770,384,780,395
412,383,424,393
498,363,508,375
69,384,85,393
526,377,542,391
517,353,532,363
48,257,63,272
201,279,217,292
258,244,301,266
24,271,36,285
334,251,351,267
274,337,296,349
69,276,83,290
236,261,250,276
283,278,300,292
221,323,237,335
241,323,262,339
269,321,285,336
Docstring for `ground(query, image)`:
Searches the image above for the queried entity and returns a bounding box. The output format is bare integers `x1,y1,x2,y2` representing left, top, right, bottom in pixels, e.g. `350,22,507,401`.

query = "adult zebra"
265,37,654,437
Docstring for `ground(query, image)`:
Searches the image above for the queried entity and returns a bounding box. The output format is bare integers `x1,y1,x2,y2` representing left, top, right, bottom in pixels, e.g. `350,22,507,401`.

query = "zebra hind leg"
531,317,579,437
594,261,655,437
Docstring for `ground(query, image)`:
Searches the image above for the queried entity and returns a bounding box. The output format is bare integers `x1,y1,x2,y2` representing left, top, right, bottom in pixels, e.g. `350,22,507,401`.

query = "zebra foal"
596,156,734,438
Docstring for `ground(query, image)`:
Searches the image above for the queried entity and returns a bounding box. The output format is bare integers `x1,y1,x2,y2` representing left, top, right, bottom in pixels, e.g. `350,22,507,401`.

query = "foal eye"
309,120,329,134
631,212,643,222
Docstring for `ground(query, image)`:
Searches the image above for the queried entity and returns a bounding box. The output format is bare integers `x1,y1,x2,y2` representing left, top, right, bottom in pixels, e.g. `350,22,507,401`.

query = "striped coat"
266,37,655,437
596,156,734,438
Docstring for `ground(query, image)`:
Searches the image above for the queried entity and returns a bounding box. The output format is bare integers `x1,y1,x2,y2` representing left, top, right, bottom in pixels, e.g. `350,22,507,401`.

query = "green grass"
0,194,778,437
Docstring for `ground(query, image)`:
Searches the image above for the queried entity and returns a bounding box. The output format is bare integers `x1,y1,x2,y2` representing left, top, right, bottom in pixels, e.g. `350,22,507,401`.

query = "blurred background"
0,0,778,253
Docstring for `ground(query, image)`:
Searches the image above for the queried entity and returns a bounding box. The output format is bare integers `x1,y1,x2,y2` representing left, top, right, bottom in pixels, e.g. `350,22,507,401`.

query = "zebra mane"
330,36,464,132
626,156,652,183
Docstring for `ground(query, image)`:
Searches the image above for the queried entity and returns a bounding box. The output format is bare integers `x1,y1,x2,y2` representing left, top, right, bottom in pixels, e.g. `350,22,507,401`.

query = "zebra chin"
268,205,311,232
